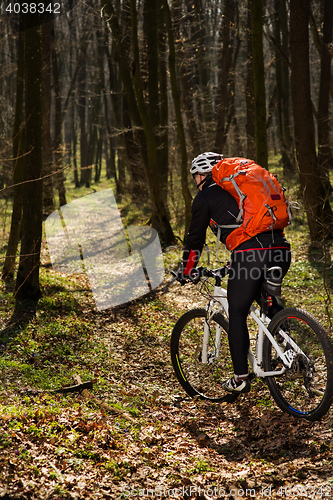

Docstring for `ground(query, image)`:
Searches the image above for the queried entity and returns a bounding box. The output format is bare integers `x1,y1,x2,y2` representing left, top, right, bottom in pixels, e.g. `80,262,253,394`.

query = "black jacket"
181,175,290,275
181,176,239,274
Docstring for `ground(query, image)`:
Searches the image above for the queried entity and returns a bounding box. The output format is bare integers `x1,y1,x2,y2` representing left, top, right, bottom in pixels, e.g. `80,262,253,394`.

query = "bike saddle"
265,266,283,297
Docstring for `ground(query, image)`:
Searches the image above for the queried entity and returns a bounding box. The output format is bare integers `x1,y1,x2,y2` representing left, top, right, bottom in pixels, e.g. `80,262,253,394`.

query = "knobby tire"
263,307,333,421
170,308,238,403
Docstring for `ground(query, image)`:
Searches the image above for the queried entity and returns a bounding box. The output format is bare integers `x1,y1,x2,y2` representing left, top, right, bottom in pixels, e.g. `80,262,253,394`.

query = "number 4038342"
276,485,332,497
4,3,61,14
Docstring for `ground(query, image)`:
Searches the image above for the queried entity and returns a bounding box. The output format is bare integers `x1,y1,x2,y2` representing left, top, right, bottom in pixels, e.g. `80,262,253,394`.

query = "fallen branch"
57,380,96,394
19,380,97,396
72,374,136,423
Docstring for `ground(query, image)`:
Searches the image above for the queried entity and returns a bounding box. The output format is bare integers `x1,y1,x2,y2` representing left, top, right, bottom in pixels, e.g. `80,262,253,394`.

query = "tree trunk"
98,31,117,184
172,0,201,156
245,0,256,160
162,0,192,237
189,0,213,129
105,1,144,199
15,21,43,301
251,0,268,168
274,0,294,174
130,0,174,238
42,21,54,215
156,0,169,207
52,32,67,206
2,25,25,282
290,0,333,241
214,0,234,151
317,0,333,192
102,0,176,245
77,56,89,188
87,91,101,178
71,103,80,188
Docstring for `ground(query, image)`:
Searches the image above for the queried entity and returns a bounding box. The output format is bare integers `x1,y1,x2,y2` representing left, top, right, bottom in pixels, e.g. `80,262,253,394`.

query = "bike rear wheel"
170,308,238,403
263,307,333,421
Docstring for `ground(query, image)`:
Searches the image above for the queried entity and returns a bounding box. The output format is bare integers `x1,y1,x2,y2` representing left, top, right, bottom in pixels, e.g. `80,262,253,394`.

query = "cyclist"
177,152,291,393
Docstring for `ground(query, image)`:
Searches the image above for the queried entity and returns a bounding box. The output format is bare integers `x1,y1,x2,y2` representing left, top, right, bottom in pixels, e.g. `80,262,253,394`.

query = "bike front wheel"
263,307,333,421
170,308,238,403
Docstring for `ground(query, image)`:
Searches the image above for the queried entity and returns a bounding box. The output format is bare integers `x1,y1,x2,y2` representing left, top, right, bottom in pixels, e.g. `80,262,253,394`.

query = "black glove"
171,268,187,285
172,267,204,285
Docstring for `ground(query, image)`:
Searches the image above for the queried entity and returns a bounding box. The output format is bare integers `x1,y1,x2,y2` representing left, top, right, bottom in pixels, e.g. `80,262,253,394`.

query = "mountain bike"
170,265,333,421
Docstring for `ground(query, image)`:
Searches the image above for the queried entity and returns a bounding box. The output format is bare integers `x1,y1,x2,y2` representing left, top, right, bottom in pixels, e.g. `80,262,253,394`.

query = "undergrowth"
0,156,333,498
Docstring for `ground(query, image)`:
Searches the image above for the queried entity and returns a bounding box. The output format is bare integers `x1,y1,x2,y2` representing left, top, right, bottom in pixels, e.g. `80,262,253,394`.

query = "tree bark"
2,25,25,282
144,0,169,205
317,0,333,191
52,31,67,206
102,0,176,245
251,0,268,168
156,0,170,207
171,0,201,156
42,20,54,215
245,0,256,160
190,0,213,128
77,53,89,188
214,0,234,151
273,0,294,173
15,21,43,301
290,0,333,241
162,0,192,237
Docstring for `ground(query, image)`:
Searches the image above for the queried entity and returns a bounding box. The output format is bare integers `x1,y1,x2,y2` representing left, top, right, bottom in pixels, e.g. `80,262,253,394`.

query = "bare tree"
162,0,192,235
317,0,333,192
272,0,294,173
290,0,333,242
251,0,268,168
245,0,256,159
102,0,176,245
15,20,44,301
2,23,25,282
214,0,238,152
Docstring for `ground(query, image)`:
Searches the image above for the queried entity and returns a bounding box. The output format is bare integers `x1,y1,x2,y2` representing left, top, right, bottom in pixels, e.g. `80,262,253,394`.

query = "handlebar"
171,264,230,286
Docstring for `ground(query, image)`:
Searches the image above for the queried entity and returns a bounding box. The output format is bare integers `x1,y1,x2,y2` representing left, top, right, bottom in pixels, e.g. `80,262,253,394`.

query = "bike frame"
203,283,308,377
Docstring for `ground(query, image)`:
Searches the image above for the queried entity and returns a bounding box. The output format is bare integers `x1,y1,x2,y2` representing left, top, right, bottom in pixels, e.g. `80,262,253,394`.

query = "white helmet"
190,152,223,175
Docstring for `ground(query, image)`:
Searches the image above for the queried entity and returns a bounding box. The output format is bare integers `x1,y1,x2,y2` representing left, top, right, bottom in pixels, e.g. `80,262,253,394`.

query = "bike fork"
201,304,221,364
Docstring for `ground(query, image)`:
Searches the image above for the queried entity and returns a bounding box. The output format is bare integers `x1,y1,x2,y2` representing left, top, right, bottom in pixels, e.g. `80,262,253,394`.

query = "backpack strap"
214,171,247,259
221,171,247,225
216,227,221,260
215,222,240,260
264,203,277,227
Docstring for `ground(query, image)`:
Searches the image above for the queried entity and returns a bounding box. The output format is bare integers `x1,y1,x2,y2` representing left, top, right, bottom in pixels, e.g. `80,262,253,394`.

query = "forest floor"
2,154,333,499
1,236,333,500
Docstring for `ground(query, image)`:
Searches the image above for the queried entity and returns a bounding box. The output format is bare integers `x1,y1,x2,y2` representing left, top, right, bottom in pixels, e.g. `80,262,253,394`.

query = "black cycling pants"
227,246,291,375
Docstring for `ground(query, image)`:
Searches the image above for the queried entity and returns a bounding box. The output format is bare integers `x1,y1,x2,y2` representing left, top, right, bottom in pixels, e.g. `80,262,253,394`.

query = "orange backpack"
211,157,291,251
